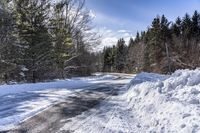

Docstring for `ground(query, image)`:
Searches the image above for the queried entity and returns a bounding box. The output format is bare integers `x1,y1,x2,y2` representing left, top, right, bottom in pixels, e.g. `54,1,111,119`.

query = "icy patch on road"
124,69,200,132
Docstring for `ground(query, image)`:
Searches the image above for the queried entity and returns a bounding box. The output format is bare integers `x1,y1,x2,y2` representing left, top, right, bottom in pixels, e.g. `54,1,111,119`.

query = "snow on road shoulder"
0,74,118,131
123,69,200,132
0,74,118,97
0,80,87,97
72,74,119,81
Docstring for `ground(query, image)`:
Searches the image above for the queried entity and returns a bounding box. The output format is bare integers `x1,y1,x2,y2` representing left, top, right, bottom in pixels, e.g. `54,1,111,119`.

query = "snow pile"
125,69,200,132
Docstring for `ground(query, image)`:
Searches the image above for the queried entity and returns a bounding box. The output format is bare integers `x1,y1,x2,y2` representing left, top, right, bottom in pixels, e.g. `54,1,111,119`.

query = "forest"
0,0,200,84
0,0,99,83
102,11,200,74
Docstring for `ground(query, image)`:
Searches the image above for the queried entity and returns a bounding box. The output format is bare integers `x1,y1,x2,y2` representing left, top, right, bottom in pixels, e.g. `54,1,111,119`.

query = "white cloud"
118,30,128,33
93,11,132,28
101,37,118,47
123,33,131,37
94,27,135,51
106,30,112,33
89,11,140,52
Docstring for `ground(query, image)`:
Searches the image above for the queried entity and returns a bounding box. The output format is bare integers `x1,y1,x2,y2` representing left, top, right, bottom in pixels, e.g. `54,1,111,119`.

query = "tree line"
0,0,98,83
102,11,200,74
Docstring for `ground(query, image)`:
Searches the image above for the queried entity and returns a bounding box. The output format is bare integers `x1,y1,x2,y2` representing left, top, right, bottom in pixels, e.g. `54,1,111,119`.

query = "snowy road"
2,69,200,133
1,74,134,133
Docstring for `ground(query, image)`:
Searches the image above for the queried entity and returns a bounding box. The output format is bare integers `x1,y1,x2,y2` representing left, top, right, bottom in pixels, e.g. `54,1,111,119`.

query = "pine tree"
160,15,172,73
0,0,19,82
147,16,162,72
126,38,135,72
50,2,73,78
145,15,172,73
190,11,200,67
110,45,117,72
115,38,127,72
103,47,112,72
181,13,192,50
13,0,52,82
101,11,200,74
191,10,200,38
172,17,182,38
135,32,140,43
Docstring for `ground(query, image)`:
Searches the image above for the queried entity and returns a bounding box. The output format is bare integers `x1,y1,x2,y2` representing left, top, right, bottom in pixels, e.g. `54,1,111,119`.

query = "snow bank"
124,69,200,132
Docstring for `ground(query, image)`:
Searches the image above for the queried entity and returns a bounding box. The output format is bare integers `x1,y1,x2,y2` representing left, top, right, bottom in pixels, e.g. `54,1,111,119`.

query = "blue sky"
85,0,200,48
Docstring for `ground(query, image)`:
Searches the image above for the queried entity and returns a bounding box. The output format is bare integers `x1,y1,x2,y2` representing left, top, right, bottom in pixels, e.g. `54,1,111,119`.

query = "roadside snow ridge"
124,69,200,132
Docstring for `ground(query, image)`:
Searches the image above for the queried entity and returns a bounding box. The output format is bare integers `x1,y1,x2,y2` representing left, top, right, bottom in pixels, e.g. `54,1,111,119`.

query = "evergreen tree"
135,31,140,43
160,15,172,73
115,38,127,72
102,47,112,72
172,17,182,38
102,45,116,72
110,45,117,72
191,10,200,38
147,16,162,72
126,38,135,72
101,11,200,74
13,0,52,82
0,0,19,82
50,2,73,78
146,15,172,73
181,13,192,50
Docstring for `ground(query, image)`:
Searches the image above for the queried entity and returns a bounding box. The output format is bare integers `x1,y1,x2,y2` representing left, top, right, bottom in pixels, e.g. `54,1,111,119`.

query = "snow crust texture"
125,69,200,133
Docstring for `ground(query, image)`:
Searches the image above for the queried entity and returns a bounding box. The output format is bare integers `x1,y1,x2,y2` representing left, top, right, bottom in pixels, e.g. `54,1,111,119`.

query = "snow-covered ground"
1,69,200,132
0,74,118,131
0,74,118,96
58,69,200,133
